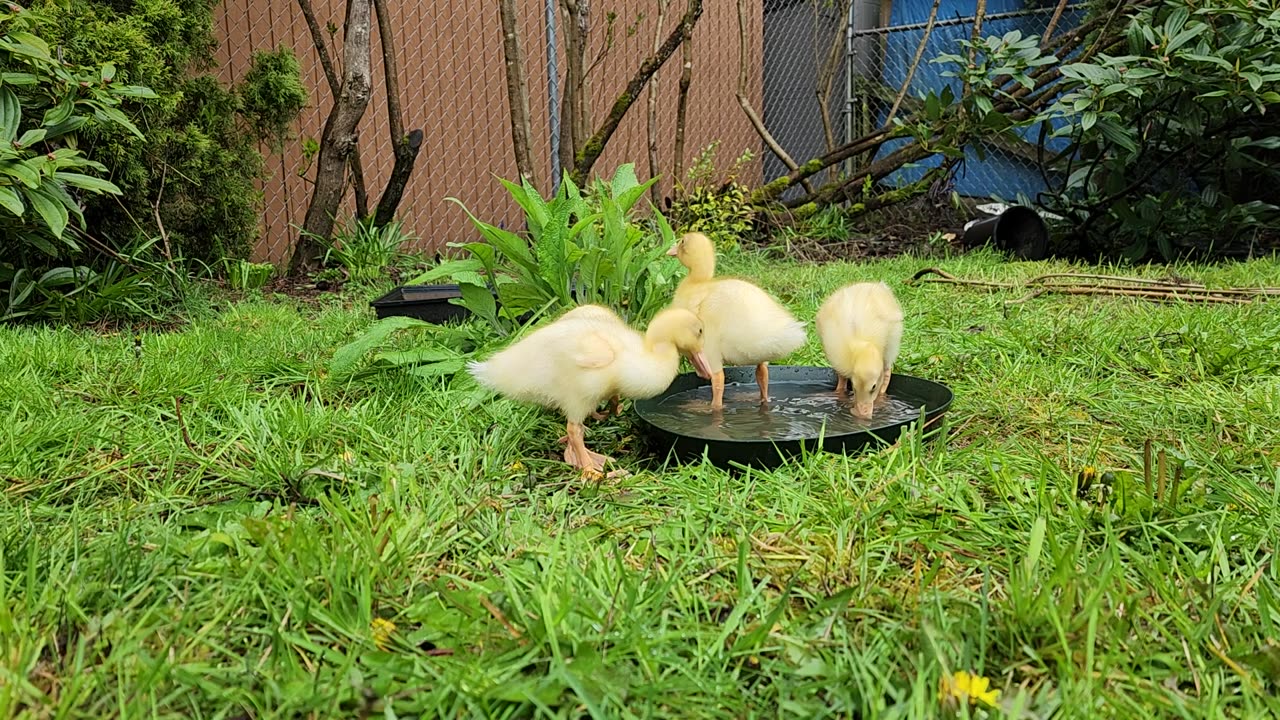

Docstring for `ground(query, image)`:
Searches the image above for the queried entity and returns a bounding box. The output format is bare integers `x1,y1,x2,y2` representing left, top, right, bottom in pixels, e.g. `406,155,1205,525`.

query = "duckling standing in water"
668,232,806,409
468,305,711,473
815,281,904,420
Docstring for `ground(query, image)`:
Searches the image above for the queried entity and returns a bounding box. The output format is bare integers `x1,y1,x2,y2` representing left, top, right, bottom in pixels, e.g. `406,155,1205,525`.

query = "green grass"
3,249,1279,718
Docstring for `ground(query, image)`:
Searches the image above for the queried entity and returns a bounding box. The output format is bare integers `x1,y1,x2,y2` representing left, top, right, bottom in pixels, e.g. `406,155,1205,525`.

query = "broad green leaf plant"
441,163,677,335
1034,0,1280,260
330,165,681,380
0,3,158,320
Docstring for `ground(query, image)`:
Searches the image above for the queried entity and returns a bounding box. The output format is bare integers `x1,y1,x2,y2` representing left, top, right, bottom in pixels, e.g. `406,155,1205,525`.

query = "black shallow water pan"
634,365,953,470
370,284,472,323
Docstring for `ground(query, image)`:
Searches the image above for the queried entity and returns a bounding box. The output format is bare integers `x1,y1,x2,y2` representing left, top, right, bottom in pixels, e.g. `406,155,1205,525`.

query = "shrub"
443,164,677,334
25,0,305,265
1036,0,1280,260
668,142,757,249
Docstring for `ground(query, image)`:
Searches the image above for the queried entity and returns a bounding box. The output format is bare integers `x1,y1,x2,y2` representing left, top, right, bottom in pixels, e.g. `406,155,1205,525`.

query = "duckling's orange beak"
687,351,712,379
666,243,679,257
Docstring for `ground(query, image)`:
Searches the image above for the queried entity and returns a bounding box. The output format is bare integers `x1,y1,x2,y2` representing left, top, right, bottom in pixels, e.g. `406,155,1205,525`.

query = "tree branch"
814,0,853,159
647,0,667,205
573,0,703,185
372,0,423,225
1040,0,1072,51
295,0,369,218
498,0,536,185
671,1,696,191
886,0,941,125
736,0,811,194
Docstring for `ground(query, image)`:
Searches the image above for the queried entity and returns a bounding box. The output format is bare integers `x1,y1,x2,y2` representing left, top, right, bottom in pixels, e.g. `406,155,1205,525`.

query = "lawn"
3,249,1279,718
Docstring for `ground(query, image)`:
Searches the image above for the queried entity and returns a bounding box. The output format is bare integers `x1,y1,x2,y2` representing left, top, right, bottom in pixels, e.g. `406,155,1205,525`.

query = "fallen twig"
479,594,527,644
174,396,200,455
907,268,1277,306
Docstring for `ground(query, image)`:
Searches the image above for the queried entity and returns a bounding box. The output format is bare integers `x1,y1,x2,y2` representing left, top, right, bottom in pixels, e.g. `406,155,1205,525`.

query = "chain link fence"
761,0,1089,204
215,1,1091,265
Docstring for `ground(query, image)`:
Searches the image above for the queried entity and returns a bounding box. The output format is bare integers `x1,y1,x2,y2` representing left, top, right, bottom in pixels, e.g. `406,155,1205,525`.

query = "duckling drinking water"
815,281,904,419
668,232,806,409
468,304,711,473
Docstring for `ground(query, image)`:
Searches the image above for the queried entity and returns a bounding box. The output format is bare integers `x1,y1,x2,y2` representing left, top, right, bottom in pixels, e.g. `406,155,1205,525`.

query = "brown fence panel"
215,1,764,266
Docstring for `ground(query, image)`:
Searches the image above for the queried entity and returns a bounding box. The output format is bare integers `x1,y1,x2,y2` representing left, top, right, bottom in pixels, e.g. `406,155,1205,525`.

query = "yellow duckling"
815,281,904,419
667,232,806,408
468,304,711,472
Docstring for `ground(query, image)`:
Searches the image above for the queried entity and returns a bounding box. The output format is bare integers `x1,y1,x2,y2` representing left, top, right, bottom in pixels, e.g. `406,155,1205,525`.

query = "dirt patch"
759,194,976,263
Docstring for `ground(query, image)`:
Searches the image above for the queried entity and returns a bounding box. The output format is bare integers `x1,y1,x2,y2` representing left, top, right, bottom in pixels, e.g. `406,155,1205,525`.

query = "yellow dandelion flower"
370,617,396,650
506,460,525,473
939,670,1000,709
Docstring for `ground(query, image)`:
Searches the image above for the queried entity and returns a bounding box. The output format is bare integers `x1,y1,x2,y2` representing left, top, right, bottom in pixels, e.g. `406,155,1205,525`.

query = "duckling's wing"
571,331,618,369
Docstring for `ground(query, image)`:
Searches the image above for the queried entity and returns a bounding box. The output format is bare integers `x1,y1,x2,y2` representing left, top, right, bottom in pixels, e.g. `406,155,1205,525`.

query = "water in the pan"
645,381,925,441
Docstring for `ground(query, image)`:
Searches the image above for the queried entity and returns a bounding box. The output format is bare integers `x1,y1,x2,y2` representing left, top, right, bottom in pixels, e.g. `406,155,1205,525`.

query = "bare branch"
736,0,812,194
671,4,696,191
498,0,536,184
372,0,424,226
1040,0,1072,51
574,0,703,185
886,0,941,125
647,0,667,205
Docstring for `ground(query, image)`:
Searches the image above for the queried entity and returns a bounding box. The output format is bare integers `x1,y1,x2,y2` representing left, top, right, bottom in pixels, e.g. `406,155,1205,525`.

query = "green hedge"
29,0,305,264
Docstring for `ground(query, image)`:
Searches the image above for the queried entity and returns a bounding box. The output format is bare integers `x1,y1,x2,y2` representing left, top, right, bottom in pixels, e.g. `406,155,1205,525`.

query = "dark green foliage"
27,0,304,265
1036,0,1280,260
238,48,309,148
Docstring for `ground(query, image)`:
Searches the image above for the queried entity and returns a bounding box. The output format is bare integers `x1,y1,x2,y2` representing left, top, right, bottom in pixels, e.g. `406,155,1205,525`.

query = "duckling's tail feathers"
466,359,496,390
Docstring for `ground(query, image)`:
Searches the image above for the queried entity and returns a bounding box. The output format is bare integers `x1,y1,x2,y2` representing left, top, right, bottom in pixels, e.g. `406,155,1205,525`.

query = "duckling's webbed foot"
589,393,623,422
755,363,770,404
562,422,612,472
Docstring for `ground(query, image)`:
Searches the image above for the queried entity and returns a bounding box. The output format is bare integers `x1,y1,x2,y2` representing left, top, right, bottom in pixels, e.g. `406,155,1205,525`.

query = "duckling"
668,232,806,408
815,281,904,419
468,305,711,473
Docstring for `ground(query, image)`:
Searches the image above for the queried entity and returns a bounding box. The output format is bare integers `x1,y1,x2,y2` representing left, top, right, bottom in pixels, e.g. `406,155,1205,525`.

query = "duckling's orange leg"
562,421,611,472
835,375,847,394
755,362,770,403
710,370,726,409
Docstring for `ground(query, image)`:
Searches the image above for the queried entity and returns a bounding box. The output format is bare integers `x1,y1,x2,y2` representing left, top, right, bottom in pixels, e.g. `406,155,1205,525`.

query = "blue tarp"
875,0,1081,200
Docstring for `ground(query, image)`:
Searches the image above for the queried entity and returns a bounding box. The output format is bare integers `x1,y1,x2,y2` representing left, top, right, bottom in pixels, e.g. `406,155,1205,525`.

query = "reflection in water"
646,381,925,441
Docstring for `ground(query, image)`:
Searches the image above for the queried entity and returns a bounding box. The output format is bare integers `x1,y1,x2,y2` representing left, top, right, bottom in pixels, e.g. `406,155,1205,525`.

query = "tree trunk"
559,0,590,174
372,0,423,225
671,10,694,191
574,0,703,186
499,0,536,185
290,0,374,276
295,0,369,219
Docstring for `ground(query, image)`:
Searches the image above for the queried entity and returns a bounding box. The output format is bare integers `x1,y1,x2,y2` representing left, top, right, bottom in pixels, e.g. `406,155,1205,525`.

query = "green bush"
443,164,678,334
0,2,185,322
1036,0,1280,260
668,142,757,249
26,0,305,265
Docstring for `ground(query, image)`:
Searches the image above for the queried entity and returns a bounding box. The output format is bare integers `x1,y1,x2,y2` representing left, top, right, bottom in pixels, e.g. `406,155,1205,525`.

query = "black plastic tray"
370,284,472,324
634,366,953,469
